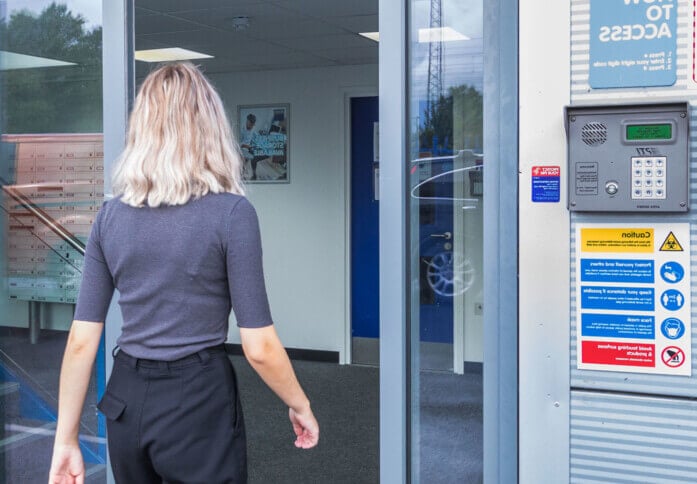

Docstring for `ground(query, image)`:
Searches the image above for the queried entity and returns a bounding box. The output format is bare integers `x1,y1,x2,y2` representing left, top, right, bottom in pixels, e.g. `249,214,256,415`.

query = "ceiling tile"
166,3,303,27
270,0,378,18
136,0,263,14
134,0,381,74
135,14,200,35
313,46,378,64
325,14,378,34
282,33,376,52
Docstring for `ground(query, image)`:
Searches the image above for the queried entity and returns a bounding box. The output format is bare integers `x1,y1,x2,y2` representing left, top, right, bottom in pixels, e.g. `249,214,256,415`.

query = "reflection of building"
0,1,6,21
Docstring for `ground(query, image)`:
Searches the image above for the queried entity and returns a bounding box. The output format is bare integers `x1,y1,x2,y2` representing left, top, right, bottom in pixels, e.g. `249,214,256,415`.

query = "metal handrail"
0,177,86,256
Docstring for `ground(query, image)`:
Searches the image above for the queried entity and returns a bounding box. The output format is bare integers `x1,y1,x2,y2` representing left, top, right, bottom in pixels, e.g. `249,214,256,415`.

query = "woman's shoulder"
199,192,254,213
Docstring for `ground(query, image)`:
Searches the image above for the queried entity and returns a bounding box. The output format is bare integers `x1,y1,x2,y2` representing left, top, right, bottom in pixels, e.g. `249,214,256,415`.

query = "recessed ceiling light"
0,51,76,71
134,48,213,63
359,32,380,42
418,27,470,43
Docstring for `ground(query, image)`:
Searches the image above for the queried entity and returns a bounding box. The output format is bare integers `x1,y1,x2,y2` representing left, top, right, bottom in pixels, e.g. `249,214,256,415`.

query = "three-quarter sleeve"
227,198,273,328
74,205,115,322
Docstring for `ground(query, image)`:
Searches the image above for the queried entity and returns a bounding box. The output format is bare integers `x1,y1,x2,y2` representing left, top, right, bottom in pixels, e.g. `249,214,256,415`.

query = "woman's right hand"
289,406,319,449
48,443,85,483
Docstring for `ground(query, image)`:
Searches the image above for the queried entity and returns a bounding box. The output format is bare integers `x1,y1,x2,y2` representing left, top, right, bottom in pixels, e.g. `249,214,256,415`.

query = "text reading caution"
581,228,653,253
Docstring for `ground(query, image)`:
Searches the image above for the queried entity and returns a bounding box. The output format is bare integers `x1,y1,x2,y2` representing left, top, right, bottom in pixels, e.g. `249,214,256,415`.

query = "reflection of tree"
0,3,102,133
420,84,482,154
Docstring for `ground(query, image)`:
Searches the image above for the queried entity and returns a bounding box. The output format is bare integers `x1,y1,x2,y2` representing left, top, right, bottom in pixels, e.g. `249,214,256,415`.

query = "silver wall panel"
569,0,697,396
571,391,697,483
569,111,697,391
569,1,697,481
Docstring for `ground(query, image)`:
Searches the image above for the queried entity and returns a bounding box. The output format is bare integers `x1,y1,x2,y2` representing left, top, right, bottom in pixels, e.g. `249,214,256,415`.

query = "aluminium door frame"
378,0,518,481
102,1,134,482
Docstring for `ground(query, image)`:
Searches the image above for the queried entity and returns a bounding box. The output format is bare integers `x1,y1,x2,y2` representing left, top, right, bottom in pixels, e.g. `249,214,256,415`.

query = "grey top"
74,193,273,360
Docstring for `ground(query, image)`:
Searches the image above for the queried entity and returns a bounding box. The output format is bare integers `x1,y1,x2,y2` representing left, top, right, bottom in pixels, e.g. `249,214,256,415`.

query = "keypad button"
634,188,643,197
655,168,664,177
655,179,664,187
644,159,653,167
634,179,642,187
633,158,643,167
655,158,665,167
644,179,652,186
644,169,653,177
634,168,643,177
644,189,653,197
655,189,664,197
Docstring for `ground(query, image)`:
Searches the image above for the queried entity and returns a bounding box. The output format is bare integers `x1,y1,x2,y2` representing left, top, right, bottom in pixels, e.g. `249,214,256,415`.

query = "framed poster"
238,104,289,183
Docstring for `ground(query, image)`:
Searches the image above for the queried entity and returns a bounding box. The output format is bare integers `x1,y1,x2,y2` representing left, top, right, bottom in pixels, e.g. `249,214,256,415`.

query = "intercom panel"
566,103,689,212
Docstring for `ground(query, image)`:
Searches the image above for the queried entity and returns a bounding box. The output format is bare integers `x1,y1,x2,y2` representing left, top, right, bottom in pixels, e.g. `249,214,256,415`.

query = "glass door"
0,1,106,481
408,0,484,480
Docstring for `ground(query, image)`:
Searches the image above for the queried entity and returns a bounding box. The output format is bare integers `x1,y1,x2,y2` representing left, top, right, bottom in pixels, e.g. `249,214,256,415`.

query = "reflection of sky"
409,0,483,101
5,0,101,28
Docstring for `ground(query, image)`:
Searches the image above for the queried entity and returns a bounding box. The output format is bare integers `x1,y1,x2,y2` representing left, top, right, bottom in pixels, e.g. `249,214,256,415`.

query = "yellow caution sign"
659,231,684,252
581,228,653,253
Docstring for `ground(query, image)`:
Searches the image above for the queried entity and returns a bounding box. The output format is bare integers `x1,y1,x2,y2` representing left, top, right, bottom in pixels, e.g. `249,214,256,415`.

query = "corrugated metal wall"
570,0,697,481
570,392,697,483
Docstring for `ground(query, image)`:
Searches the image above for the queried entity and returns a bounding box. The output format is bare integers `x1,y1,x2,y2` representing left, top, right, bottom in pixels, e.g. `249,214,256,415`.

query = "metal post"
28,301,41,344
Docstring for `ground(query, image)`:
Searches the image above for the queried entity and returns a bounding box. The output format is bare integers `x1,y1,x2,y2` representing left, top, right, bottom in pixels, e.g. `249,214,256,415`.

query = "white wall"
212,64,378,361
518,0,571,481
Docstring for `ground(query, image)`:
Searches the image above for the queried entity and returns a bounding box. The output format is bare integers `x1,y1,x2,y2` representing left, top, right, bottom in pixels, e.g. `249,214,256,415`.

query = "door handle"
430,231,452,240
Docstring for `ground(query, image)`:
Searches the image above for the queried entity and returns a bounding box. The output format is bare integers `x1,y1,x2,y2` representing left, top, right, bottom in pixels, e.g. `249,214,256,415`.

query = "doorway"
350,95,380,366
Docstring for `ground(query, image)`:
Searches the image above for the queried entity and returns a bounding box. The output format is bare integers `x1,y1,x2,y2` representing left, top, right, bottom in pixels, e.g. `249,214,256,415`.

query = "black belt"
112,344,227,369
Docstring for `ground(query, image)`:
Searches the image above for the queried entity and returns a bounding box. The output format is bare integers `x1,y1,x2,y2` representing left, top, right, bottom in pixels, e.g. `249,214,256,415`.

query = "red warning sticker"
661,346,685,368
582,341,655,367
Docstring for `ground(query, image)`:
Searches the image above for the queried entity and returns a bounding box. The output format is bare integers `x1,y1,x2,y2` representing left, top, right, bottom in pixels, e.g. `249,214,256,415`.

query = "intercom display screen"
626,123,672,141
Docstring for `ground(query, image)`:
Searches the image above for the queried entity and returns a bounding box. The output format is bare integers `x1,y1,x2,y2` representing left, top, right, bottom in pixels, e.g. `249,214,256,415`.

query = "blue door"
414,152,456,344
351,97,379,345
351,96,460,359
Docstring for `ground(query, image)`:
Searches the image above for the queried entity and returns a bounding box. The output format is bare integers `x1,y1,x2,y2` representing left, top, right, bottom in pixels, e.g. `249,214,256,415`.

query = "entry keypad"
631,156,666,200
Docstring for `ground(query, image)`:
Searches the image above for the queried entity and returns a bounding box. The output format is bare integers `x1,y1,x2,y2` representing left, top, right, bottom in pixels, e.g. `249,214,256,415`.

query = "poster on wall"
589,0,677,89
576,223,691,376
238,104,289,183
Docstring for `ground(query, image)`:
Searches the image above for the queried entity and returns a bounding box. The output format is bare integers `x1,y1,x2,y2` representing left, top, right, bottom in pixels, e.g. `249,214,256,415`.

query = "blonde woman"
48,63,319,483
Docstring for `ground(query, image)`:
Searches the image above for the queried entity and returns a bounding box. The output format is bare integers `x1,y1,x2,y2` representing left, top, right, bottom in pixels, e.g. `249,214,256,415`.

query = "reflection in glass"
0,2,105,482
408,0,484,481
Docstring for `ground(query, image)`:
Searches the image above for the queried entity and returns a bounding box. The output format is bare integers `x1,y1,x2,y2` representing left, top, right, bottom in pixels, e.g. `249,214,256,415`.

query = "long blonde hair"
113,62,245,207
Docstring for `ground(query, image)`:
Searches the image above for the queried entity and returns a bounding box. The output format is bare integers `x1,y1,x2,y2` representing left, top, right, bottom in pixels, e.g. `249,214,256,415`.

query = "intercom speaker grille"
581,122,607,146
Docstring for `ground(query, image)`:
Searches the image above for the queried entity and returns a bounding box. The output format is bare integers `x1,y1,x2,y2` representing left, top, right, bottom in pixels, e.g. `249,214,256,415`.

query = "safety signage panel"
576,223,691,375
589,0,677,89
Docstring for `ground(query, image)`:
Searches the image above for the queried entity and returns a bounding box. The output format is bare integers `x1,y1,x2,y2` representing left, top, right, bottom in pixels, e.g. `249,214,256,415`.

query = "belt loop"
111,346,120,358
197,348,211,364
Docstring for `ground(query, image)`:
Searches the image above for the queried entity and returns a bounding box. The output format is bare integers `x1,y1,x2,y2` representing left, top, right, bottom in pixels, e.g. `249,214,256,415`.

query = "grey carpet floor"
0,329,482,483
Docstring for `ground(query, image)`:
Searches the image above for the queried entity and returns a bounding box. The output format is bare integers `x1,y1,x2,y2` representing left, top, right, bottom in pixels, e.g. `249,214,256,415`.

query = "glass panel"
0,1,105,481
408,0,484,481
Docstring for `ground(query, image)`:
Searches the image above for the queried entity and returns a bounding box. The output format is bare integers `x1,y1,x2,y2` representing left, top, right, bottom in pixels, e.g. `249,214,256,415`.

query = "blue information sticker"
581,286,654,311
532,166,560,202
582,313,654,339
660,317,685,340
589,0,677,88
660,261,684,284
660,289,685,311
580,259,654,283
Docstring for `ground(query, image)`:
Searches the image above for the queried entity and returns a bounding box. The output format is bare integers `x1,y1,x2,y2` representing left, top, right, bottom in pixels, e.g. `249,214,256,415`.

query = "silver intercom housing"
566,102,689,212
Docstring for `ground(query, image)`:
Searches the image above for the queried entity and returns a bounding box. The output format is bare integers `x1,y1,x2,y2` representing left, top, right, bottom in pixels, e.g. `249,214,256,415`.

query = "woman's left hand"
48,443,85,484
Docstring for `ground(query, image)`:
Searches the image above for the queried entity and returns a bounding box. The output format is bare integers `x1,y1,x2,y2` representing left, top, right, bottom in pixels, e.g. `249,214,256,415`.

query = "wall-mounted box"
566,103,690,212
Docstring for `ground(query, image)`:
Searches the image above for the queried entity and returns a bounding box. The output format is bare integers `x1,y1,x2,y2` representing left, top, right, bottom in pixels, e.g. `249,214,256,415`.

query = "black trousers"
98,345,247,483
